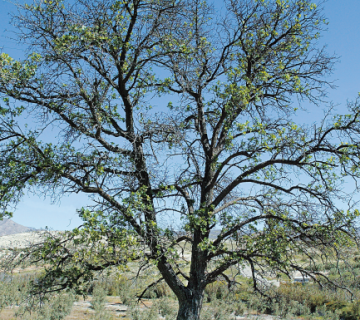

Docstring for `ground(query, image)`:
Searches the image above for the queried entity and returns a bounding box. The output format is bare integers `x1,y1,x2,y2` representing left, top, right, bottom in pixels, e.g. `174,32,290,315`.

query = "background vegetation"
2,245,360,319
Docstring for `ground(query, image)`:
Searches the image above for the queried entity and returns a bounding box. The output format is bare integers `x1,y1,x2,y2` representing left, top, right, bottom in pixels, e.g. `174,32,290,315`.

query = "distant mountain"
0,219,36,236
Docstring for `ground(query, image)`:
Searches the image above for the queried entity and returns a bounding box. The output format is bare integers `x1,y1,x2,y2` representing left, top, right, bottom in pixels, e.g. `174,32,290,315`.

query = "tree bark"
177,291,204,320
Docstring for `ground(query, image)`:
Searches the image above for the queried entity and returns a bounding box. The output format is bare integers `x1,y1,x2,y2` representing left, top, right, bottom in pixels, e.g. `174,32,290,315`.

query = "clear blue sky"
1,0,360,230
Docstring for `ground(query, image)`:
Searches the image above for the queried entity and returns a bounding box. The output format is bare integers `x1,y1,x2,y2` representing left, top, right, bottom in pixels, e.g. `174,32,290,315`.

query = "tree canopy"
1,0,360,319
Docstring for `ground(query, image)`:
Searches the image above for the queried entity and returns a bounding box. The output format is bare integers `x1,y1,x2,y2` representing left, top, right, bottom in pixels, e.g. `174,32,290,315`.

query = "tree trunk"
176,292,204,320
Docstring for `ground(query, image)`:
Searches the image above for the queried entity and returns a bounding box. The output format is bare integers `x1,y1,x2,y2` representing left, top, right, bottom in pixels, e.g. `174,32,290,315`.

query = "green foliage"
0,275,33,311
106,275,136,305
141,282,173,299
90,285,112,320
204,280,229,302
1,0,360,318
276,283,330,312
0,274,75,320
3,270,360,319
153,298,177,319
340,300,360,320
35,292,75,320
201,298,235,320
128,303,159,320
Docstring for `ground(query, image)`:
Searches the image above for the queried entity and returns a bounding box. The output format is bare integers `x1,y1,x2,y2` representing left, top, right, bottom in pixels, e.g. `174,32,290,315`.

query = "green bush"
276,283,330,312
339,300,360,320
102,275,134,305
204,281,229,302
106,274,130,296
153,297,177,319
90,285,112,320
0,274,34,310
201,298,234,320
232,299,246,316
128,302,159,320
141,282,172,299
37,292,75,320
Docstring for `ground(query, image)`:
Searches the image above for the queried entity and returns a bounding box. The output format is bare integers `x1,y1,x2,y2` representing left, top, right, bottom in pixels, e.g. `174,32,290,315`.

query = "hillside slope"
0,219,35,236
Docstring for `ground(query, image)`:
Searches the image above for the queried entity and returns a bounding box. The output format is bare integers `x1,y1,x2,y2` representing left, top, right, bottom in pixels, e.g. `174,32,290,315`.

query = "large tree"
1,0,360,318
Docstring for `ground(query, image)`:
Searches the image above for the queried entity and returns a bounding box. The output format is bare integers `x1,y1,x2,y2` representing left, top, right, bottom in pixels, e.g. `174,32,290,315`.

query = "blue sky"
1,0,360,230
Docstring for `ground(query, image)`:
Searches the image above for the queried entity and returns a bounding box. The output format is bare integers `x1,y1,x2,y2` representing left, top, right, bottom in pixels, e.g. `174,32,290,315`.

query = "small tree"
1,0,360,319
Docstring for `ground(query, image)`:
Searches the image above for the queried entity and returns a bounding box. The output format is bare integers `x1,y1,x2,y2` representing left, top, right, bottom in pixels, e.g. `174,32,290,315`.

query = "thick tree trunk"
177,292,204,320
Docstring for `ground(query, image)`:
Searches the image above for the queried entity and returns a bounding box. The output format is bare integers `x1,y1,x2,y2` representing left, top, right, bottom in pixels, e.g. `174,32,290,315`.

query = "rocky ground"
0,231,44,249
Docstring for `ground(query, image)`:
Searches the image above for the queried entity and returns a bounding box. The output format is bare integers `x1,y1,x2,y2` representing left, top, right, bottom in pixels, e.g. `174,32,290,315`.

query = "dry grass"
0,308,17,320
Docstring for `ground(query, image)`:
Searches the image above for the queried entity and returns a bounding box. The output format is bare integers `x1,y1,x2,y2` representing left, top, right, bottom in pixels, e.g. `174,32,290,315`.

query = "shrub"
103,275,134,305
106,274,130,296
128,302,158,320
201,298,233,320
90,285,112,320
141,282,172,299
0,274,34,311
153,297,177,319
276,283,330,312
232,299,246,316
340,300,360,320
37,292,75,320
204,281,229,302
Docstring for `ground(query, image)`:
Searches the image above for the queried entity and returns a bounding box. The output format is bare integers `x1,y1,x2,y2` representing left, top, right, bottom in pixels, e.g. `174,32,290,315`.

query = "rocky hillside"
0,219,36,236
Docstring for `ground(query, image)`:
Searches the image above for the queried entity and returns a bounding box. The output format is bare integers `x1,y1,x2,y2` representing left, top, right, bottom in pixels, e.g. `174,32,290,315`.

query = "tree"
1,0,360,319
